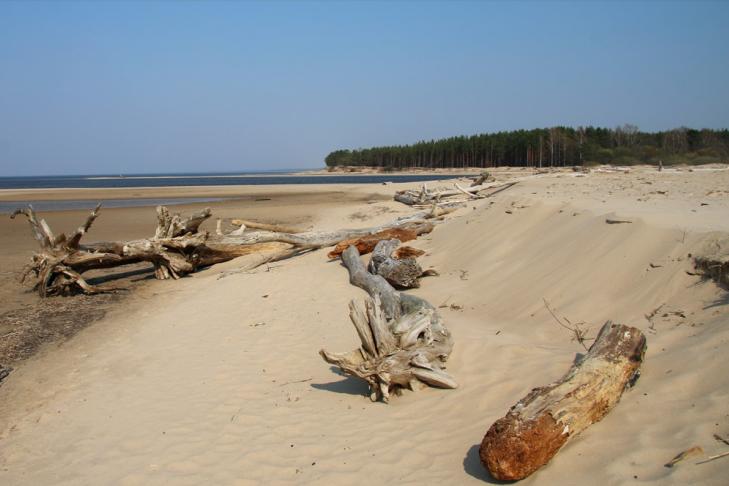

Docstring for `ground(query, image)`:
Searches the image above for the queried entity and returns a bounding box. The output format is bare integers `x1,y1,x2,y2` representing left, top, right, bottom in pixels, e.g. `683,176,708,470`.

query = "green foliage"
325,126,729,168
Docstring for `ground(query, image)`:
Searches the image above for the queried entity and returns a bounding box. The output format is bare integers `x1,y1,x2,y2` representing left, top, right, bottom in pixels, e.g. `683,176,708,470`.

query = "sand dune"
0,167,727,484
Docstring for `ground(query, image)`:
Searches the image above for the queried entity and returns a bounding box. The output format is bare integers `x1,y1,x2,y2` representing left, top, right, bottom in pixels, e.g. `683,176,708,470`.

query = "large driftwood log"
368,239,426,289
13,201,460,297
479,321,646,481
395,180,518,206
319,245,456,403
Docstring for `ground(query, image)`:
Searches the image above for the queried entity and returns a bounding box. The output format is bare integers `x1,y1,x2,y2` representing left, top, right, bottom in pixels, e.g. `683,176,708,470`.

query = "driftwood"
368,239,426,289
480,321,646,481
13,202,457,297
230,219,304,234
327,228,420,260
470,171,494,187
11,204,140,295
395,180,518,206
319,245,456,403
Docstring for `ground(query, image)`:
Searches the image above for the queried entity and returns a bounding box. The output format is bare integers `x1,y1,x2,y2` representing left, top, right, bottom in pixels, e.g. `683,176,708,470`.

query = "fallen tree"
319,244,456,403
12,203,455,297
479,321,646,481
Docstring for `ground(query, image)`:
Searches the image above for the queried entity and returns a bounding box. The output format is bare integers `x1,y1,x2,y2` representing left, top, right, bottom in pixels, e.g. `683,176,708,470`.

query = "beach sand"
0,168,728,484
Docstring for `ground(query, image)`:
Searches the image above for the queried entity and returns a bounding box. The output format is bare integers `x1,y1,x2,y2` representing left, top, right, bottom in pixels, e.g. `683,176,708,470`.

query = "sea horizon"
0,170,463,191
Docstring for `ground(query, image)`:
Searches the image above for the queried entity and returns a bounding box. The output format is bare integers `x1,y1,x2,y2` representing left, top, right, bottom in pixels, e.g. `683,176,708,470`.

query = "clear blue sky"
1,1,728,176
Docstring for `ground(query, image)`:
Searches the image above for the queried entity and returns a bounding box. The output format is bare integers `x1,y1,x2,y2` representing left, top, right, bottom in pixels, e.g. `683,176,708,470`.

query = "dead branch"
543,298,592,351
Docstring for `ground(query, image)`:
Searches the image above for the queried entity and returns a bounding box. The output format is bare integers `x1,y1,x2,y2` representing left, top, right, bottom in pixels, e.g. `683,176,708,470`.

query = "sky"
1,1,728,176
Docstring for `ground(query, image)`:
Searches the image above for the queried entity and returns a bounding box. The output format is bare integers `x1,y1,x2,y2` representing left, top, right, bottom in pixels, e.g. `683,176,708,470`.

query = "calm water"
0,171,461,213
0,172,459,190
0,197,228,214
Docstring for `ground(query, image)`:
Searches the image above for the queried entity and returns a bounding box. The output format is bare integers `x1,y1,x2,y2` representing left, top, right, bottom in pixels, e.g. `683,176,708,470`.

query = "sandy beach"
0,167,728,484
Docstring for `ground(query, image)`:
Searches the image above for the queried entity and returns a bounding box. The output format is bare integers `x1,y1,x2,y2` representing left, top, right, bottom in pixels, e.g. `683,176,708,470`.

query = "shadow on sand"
310,368,370,397
463,444,513,484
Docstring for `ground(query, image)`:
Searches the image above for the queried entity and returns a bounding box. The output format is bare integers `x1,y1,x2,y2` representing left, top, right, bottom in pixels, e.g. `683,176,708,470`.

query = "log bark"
368,239,425,289
479,321,646,481
230,219,305,234
392,246,425,259
327,228,420,260
319,245,456,403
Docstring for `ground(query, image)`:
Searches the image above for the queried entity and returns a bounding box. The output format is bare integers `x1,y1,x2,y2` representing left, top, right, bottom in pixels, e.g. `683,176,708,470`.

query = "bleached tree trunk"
319,245,456,403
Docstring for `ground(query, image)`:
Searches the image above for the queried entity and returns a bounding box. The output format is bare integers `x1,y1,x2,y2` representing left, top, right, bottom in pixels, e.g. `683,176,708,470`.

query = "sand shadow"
86,266,155,285
463,444,513,484
703,291,729,310
310,369,370,397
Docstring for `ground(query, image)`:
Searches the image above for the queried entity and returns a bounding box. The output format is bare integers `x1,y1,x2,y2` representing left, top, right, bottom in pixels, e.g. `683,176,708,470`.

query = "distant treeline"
325,126,729,169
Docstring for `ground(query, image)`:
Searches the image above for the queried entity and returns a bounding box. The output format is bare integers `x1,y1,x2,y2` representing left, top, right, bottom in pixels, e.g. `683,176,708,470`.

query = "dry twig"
543,298,592,351
696,450,729,465
665,446,703,467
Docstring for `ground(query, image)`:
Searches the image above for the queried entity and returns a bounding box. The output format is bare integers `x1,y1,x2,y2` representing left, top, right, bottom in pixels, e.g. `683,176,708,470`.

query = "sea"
0,171,459,213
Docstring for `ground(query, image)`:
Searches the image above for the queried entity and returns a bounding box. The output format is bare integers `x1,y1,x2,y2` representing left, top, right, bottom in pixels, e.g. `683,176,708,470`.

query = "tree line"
325,126,729,169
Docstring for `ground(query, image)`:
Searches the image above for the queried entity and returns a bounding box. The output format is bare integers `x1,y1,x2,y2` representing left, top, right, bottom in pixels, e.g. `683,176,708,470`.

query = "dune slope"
0,171,727,485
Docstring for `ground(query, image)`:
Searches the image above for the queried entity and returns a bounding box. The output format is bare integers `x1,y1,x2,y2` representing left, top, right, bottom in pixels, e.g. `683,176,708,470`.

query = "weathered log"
327,228,420,260
479,321,646,481
230,219,304,234
368,239,425,289
217,219,434,249
395,180,519,206
12,205,225,293
13,201,462,297
319,245,456,403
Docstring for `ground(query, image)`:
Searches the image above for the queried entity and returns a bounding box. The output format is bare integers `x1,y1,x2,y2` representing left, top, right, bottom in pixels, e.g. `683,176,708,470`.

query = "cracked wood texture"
479,321,646,481
368,239,424,289
319,245,456,403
